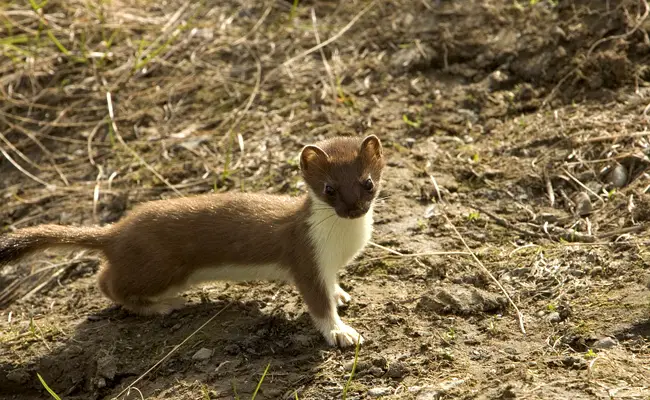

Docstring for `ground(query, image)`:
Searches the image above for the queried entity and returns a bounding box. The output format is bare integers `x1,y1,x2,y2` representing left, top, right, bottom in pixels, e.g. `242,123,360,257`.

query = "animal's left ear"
360,135,382,161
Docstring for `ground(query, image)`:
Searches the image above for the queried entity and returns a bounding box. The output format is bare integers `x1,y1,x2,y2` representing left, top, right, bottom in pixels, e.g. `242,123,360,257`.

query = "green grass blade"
37,373,62,400
289,0,300,21
251,362,271,400
46,31,70,56
342,336,361,399
29,0,49,11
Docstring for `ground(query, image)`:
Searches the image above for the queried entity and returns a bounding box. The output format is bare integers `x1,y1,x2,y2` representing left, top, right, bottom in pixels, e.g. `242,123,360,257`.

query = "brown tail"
0,224,111,266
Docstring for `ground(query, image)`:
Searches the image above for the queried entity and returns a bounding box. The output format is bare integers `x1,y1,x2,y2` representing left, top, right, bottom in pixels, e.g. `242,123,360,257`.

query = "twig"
442,212,526,335
232,1,274,46
282,0,378,67
429,174,443,202
597,225,645,239
311,7,338,105
561,168,605,205
218,46,262,151
574,130,650,144
368,241,403,256
0,146,55,190
0,131,45,172
105,92,184,197
352,251,473,266
112,301,233,400
469,204,545,239
544,170,555,207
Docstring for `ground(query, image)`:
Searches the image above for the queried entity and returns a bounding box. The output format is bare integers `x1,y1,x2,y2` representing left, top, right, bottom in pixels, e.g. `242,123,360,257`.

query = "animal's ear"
300,145,329,172
360,135,382,161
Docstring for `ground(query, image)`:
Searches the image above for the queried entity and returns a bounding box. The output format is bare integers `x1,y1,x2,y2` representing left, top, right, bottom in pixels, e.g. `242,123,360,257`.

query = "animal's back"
105,192,308,273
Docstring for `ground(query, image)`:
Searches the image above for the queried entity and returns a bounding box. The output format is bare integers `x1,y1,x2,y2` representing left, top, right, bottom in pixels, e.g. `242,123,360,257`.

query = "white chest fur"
307,195,373,284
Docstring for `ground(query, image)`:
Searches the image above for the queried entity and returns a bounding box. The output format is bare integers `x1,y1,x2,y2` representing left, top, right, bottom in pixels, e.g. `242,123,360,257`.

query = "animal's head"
300,135,385,219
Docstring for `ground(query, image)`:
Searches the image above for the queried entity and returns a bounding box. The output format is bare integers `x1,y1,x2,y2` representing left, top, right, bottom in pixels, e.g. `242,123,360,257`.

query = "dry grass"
2,0,650,399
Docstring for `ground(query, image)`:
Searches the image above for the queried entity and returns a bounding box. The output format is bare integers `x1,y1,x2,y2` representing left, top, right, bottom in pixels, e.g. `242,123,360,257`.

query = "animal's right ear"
300,145,329,172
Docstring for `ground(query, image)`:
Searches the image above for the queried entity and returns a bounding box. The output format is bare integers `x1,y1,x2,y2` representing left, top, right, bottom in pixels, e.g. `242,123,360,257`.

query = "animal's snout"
347,206,367,219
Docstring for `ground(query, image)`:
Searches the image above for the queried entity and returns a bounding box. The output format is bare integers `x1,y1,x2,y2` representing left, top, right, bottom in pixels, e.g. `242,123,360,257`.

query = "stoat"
0,135,386,347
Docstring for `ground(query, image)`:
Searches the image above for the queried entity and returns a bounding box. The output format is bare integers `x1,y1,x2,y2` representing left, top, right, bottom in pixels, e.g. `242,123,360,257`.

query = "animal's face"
300,135,385,219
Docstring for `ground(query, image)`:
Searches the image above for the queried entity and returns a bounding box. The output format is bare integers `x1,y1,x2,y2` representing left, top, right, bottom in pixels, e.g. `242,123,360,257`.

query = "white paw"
323,322,364,348
334,285,352,307
149,297,187,315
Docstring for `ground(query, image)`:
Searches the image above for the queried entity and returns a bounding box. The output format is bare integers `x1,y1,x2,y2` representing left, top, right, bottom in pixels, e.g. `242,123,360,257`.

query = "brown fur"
0,135,385,347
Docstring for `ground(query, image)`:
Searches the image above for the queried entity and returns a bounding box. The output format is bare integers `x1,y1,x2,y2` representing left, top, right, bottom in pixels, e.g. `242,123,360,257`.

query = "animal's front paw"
323,322,364,348
334,285,352,307
148,297,187,315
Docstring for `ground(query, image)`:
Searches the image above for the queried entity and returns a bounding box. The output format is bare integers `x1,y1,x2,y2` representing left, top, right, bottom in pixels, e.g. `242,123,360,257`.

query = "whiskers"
309,212,338,231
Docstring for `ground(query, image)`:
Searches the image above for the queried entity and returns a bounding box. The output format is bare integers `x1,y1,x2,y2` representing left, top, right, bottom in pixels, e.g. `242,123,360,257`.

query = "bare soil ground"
1,0,650,399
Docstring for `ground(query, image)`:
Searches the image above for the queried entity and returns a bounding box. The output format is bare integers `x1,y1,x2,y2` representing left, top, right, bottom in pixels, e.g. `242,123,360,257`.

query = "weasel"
0,135,385,348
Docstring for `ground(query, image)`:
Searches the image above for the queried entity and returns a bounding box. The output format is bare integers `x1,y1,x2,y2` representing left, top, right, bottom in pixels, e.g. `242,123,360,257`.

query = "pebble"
547,312,561,323
6,369,30,384
368,387,392,397
371,356,388,369
344,360,369,372
96,355,117,379
192,348,213,360
96,377,107,389
592,337,618,349
573,192,592,216
605,164,628,188
488,70,510,91
387,361,409,378
416,388,442,400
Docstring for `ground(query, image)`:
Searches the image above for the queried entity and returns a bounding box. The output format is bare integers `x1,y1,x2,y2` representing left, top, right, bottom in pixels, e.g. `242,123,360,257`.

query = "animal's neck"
306,192,374,277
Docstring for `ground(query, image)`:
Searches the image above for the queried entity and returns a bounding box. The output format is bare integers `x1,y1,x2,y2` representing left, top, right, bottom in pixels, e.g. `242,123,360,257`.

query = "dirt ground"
1,0,650,399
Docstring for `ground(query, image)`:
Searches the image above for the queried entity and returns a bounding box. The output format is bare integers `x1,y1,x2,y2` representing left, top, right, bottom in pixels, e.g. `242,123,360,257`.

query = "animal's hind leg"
98,263,186,315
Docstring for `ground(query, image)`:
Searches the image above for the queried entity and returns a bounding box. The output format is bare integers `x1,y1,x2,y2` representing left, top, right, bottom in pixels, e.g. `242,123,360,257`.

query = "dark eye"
324,184,336,196
362,178,374,191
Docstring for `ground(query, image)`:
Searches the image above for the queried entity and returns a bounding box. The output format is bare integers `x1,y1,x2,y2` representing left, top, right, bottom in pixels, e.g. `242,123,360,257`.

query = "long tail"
0,224,111,266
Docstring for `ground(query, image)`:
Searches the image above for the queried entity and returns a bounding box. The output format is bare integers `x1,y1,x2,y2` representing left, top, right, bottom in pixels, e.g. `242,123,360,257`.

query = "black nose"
347,208,365,219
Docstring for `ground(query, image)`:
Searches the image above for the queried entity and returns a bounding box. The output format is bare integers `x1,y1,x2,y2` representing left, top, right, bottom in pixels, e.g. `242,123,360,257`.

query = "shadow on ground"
0,299,328,399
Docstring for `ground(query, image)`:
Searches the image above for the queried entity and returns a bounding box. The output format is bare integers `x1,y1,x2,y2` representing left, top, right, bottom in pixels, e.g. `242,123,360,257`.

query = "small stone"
192,348,213,360
292,334,313,347
224,344,240,355
368,387,391,397
371,356,388,370
6,369,30,384
547,312,561,323
488,70,510,91
387,361,409,379
96,377,107,389
368,366,385,377
561,356,586,369
96,355,117,380
573,192,592,216
416,387,442,400
592,337,618,350
344,360,370,372
605,164,627,188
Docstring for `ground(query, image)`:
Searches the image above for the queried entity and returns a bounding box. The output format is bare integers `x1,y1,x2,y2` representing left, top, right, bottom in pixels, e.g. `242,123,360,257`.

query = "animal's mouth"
344,208,367,219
